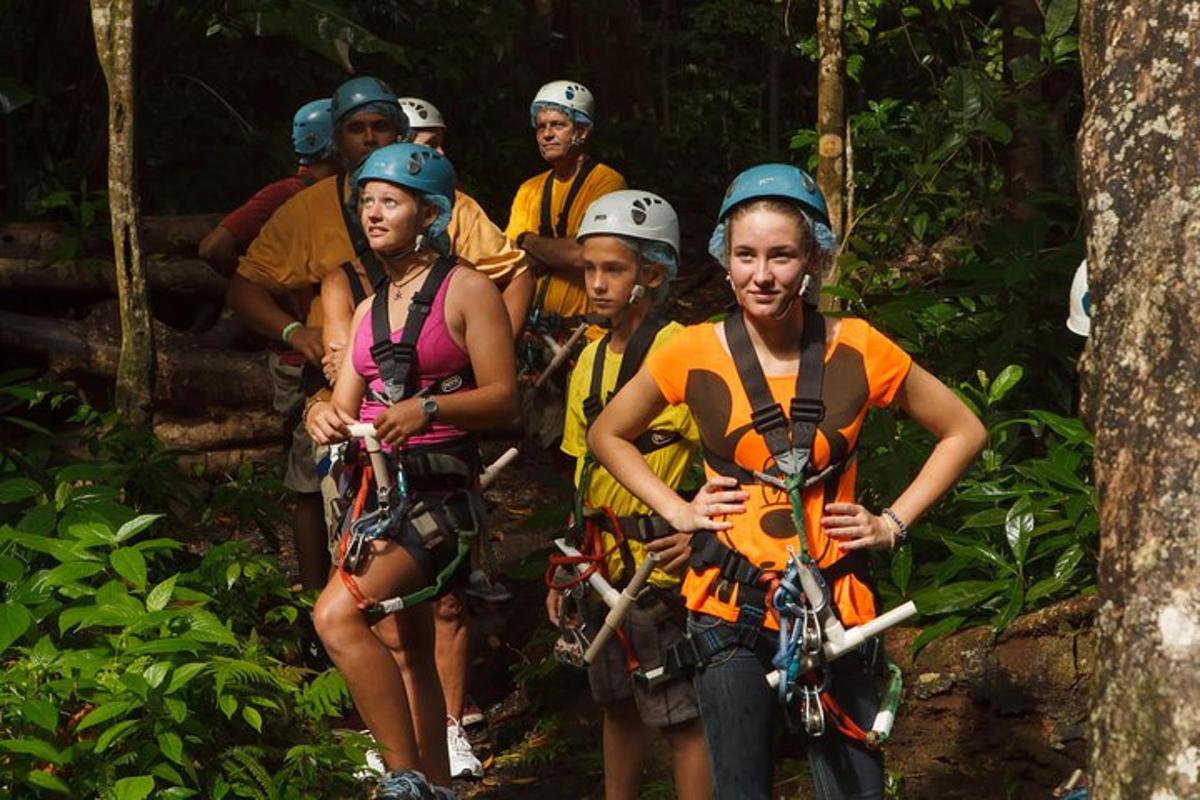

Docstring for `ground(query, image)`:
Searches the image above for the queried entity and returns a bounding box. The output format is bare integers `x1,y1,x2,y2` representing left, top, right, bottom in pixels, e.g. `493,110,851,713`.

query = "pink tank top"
351,265,474,450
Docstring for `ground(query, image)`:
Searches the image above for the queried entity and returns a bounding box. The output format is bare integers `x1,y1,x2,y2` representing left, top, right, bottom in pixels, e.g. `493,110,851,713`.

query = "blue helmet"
716,163,830,227
357,143,456,241
330,76,406,134
292,99,333,163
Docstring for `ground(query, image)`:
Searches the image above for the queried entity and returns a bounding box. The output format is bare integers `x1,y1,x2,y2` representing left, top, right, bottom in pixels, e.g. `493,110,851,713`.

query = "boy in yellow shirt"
547,190,711,800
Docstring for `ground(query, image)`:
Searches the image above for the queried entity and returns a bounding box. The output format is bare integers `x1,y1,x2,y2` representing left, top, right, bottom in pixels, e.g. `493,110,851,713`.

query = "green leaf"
24,770,72,794
115,514,164,543
0,736,64,764
158,731,184,765
44,560,107,588
1044,0,1078,40
242,705,263,733
166,663,208,694
0,478,43,504
974,118,1013,144
0,601,32,653
1005,498,1035,566
987,364,1024,405
910,614,967,654
1026,575,1066,604
219,693,238,718
110,548,147,591
18,503,57,536
22,698,59,733
991,579,1025,632
94,718,139,753
945,540,1015,574
165,697,188,723
114,775,156,800
146,574,178,612
890,545,912,597
76,700,136,732
913,580,1007,615
0,554,25,583
1054,543,1085,581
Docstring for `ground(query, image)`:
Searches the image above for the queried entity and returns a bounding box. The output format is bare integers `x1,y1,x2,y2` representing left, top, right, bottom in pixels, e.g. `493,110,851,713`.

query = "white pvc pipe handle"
480,447,519,489
554,538,620,608
535,322,589,388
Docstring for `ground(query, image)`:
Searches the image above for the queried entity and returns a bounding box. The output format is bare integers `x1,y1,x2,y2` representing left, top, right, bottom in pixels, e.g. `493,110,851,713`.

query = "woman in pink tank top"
305,144,516,797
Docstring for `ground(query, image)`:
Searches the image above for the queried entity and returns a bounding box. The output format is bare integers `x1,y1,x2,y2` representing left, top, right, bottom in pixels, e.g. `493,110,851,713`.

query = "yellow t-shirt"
507,161,626,319
450,189,528,285
236,174,355,328
236,177,528,328
561,321,699,588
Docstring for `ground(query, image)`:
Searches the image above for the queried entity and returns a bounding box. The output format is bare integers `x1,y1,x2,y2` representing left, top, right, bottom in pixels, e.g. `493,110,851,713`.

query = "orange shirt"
645,317,912,628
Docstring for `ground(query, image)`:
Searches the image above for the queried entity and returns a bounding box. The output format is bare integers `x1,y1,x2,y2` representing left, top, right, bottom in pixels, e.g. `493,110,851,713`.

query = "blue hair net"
423,193,453,254
707,211,836,270
613,235,678,303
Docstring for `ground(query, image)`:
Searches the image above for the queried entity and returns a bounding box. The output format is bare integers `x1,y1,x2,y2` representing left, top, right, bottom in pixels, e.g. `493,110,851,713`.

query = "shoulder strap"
341,261,368,307
369,256,457,404
297,170,318,189
536,159,602,239
582,315,667,430
722,310,826,478
337,170,387,291
555,159,600,238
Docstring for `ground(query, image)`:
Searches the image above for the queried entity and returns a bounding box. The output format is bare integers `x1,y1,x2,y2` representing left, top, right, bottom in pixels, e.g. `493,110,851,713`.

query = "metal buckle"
803,686,825,737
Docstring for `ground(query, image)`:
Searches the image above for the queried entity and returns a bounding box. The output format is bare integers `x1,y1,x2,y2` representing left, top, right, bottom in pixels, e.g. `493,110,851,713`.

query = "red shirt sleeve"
219,175,307,250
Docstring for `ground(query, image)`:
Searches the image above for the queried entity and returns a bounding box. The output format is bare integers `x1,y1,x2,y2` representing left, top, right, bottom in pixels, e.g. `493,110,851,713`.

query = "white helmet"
1067,259,1091,337
397,97,445,130
577,190,680,257
530,80,595,127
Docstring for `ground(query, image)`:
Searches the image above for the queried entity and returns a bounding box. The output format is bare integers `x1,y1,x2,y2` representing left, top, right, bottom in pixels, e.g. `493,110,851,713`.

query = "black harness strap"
722,309,827,481
341,261,368,307
337,170,387,291
370,256,456,404
538,159,601,238
583,315,667,429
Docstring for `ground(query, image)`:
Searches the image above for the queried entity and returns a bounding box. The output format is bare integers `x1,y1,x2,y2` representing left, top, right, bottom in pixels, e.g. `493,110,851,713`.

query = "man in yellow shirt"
227,75,407,596
547,190,711,800
507,80,626,329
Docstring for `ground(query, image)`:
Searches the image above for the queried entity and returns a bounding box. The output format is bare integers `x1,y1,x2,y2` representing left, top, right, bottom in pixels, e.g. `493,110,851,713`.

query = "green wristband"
281,321,302,344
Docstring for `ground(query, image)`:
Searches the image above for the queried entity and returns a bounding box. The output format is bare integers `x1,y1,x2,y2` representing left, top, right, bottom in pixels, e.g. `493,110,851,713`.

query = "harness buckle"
773,448,810,478
750,403,787,435
789,397,825,424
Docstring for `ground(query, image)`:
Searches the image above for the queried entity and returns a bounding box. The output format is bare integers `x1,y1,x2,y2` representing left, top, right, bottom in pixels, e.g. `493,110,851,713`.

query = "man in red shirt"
199,99,337,277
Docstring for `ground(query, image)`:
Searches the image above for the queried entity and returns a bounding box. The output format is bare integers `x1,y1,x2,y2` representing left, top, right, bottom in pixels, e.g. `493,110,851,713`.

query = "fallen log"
0,255,226,297
175,444,285,477
0,309,273,410
153,409,282,451
0,213,223,259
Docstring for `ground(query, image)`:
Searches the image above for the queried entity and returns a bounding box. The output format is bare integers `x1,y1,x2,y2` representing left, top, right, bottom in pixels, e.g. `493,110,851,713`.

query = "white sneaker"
354,730,387,782
446,718,484,779
465,569,513,603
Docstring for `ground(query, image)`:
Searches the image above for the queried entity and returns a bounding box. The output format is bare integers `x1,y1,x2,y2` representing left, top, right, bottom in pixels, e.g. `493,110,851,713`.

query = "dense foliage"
0,373,364,799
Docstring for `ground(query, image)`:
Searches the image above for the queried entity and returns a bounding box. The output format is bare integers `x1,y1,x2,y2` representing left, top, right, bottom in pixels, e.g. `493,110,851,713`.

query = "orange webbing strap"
337,465,378,610
544,506,626,591
819,691,875,747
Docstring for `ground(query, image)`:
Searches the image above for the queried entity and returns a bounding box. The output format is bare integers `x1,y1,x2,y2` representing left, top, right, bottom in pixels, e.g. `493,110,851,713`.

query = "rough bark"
91,0,154,425
0,310,272,410
153,410,282,451
1077,3,1200,798
816,0,847,309
0,214,222,259
0,255,226,296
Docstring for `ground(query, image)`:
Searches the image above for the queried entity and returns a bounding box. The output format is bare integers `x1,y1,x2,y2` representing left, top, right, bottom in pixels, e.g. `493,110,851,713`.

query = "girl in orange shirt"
589,164,985,799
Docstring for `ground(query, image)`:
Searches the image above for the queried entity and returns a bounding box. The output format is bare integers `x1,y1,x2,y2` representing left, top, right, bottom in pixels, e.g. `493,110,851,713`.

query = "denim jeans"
689,613,884,800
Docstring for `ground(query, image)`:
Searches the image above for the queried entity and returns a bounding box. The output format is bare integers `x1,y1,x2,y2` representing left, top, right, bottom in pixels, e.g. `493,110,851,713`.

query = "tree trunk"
1002,0,1044,221
1077,3,1200,797
90,0,153,425
816,0,846,307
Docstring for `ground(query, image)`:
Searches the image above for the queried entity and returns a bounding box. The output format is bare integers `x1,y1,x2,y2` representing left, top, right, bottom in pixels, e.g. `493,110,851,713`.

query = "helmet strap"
771,273,812,321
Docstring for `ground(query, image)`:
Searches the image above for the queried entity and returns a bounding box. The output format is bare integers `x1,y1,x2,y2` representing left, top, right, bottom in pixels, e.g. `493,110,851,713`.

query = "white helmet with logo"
1067,259,1090,337
397,97,445,130
530,80,595,127
577,190,679,257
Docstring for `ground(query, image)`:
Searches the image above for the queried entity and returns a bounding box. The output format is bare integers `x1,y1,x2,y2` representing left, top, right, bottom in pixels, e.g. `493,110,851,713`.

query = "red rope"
544,506,625,591
338,464,377,610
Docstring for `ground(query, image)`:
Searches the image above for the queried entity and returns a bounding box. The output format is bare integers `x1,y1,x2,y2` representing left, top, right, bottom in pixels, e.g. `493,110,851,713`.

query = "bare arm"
198,225,239,278
520,234,588,275
887,363,986,526
306,302,368,445
823,363,986,551
226,274,322,363
589,369,746,533
501,267,535,337
437,269,519,429
320,269,356,383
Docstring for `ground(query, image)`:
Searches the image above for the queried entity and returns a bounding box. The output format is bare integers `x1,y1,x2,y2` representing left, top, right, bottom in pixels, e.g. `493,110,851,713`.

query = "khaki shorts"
268,352,319,494
585,591,701,729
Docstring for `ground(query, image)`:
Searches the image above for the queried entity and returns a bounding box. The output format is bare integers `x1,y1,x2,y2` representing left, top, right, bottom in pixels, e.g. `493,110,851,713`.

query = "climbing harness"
335,424,485,616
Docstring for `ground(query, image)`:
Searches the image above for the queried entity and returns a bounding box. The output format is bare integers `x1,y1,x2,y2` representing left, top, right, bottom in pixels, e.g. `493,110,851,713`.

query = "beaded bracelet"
881,508,909,546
